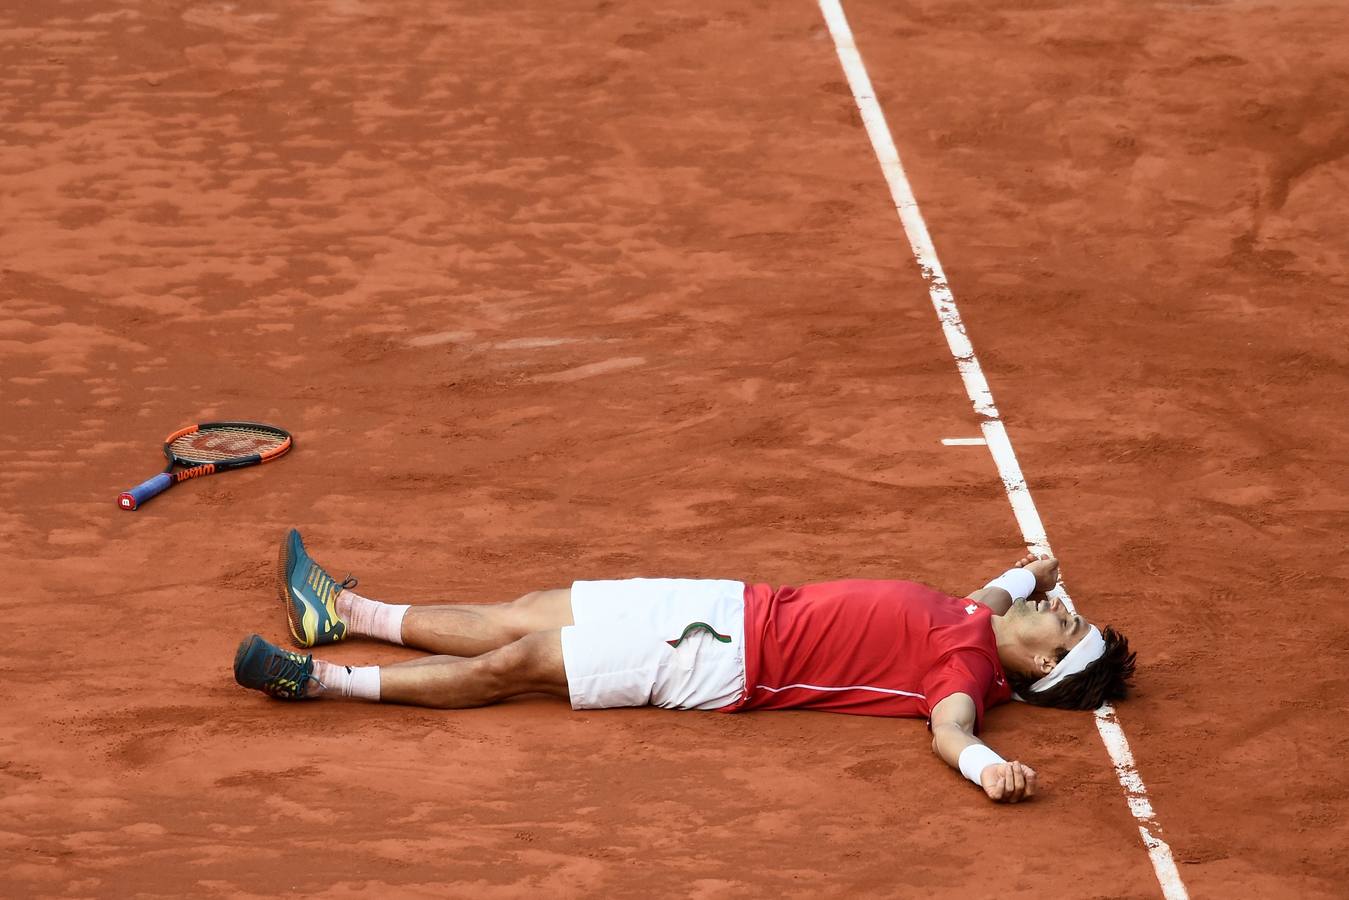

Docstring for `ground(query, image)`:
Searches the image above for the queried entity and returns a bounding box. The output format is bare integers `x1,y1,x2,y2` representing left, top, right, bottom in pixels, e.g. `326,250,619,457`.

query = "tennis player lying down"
235,530,1137,804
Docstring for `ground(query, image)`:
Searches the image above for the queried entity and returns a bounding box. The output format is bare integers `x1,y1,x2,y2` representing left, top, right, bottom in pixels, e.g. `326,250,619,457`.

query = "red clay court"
3,1,1347,897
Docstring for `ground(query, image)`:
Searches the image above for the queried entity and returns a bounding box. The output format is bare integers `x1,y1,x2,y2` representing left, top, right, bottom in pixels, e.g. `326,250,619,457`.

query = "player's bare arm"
930,693,1037,804
966,554,1061,615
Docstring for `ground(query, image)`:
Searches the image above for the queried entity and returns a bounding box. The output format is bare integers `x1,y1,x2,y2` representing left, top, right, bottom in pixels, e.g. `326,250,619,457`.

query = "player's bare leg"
374,630,569,707
232,630,570,706
280,527,572,654
346,588,575,656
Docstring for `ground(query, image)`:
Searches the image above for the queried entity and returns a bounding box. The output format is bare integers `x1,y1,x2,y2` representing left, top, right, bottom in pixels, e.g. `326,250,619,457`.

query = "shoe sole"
278,531,309,648
233,632,312,699
234,633,265,685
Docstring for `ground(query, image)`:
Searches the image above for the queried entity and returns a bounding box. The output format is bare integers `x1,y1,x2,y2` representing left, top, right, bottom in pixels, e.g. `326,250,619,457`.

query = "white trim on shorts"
561,578,746,711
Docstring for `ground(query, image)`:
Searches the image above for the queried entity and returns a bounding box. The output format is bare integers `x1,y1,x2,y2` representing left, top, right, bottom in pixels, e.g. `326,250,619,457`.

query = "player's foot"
233,633,318,700
279,528,355,648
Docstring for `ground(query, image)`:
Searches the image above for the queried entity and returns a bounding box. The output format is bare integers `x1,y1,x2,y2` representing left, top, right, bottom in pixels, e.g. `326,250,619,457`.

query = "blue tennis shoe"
233,633,317,700
278,528,354,648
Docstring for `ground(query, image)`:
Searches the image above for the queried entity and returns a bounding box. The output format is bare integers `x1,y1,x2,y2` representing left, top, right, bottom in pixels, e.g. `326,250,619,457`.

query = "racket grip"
118,473,173,510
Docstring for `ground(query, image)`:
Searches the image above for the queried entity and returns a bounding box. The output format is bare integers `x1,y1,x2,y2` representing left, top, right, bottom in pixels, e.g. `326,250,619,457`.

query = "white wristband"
983,567,1036,602
958,744,1006,786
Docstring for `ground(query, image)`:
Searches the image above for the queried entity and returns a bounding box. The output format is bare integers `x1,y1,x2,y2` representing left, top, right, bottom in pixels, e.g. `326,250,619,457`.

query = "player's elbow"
930,722,960,758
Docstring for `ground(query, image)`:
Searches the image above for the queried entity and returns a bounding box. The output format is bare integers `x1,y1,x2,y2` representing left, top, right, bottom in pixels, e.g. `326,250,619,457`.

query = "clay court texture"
3,0,1348,897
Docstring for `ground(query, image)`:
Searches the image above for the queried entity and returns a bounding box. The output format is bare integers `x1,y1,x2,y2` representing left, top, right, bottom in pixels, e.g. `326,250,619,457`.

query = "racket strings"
171,427,287,463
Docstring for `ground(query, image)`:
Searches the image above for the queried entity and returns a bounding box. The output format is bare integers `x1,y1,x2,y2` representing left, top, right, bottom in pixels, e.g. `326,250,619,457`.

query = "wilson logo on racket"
117,421,292,510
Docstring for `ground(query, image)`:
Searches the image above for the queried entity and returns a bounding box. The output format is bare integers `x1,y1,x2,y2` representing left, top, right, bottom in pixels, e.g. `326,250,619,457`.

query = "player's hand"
979,760,1037,803
1014,554,1060,594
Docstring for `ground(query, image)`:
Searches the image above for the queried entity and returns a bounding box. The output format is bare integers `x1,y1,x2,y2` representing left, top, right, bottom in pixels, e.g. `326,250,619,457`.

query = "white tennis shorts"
561,578,747,711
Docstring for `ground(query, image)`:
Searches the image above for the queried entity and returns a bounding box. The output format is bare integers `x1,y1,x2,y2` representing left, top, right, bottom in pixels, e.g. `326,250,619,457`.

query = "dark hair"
1008,626,1137,711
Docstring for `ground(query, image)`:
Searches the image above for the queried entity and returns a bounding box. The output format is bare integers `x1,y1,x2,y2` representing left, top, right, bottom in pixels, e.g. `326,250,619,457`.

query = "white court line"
815,3,1189,899
941,437,987,446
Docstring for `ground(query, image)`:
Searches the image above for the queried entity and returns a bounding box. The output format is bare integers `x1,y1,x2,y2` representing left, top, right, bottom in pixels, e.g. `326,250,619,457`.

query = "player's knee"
478,633,561,698
478,641,531,691
502,588,570,635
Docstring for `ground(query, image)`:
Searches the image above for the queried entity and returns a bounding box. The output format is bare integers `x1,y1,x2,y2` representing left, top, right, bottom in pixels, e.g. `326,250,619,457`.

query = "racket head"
165,421,293,467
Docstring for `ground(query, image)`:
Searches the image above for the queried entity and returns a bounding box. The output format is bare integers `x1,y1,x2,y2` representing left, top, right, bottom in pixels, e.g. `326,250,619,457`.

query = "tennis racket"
117,421,293,510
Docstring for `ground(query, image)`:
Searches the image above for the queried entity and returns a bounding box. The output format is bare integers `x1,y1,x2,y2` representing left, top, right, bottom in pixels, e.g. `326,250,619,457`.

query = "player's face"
1010,595,1091,658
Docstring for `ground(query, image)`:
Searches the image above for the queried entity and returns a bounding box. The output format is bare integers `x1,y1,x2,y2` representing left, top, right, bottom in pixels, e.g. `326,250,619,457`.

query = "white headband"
1029,624,1105,693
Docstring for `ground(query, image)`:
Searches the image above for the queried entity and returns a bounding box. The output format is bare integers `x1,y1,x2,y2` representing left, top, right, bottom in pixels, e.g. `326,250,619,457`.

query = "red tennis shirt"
725,579,1012,730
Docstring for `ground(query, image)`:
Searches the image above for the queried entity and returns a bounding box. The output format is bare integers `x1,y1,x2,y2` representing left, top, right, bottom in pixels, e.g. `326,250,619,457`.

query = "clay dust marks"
494,337,580,350
1255,154,1349,282
533,356,644,383
322,0,380,18
0,320,148,377
642,489,742,531
179,4,279,38
406,329,476,348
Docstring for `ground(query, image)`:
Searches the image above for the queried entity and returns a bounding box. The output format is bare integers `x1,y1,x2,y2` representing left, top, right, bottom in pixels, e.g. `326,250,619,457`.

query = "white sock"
337,591,409,645
312,659,381,701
